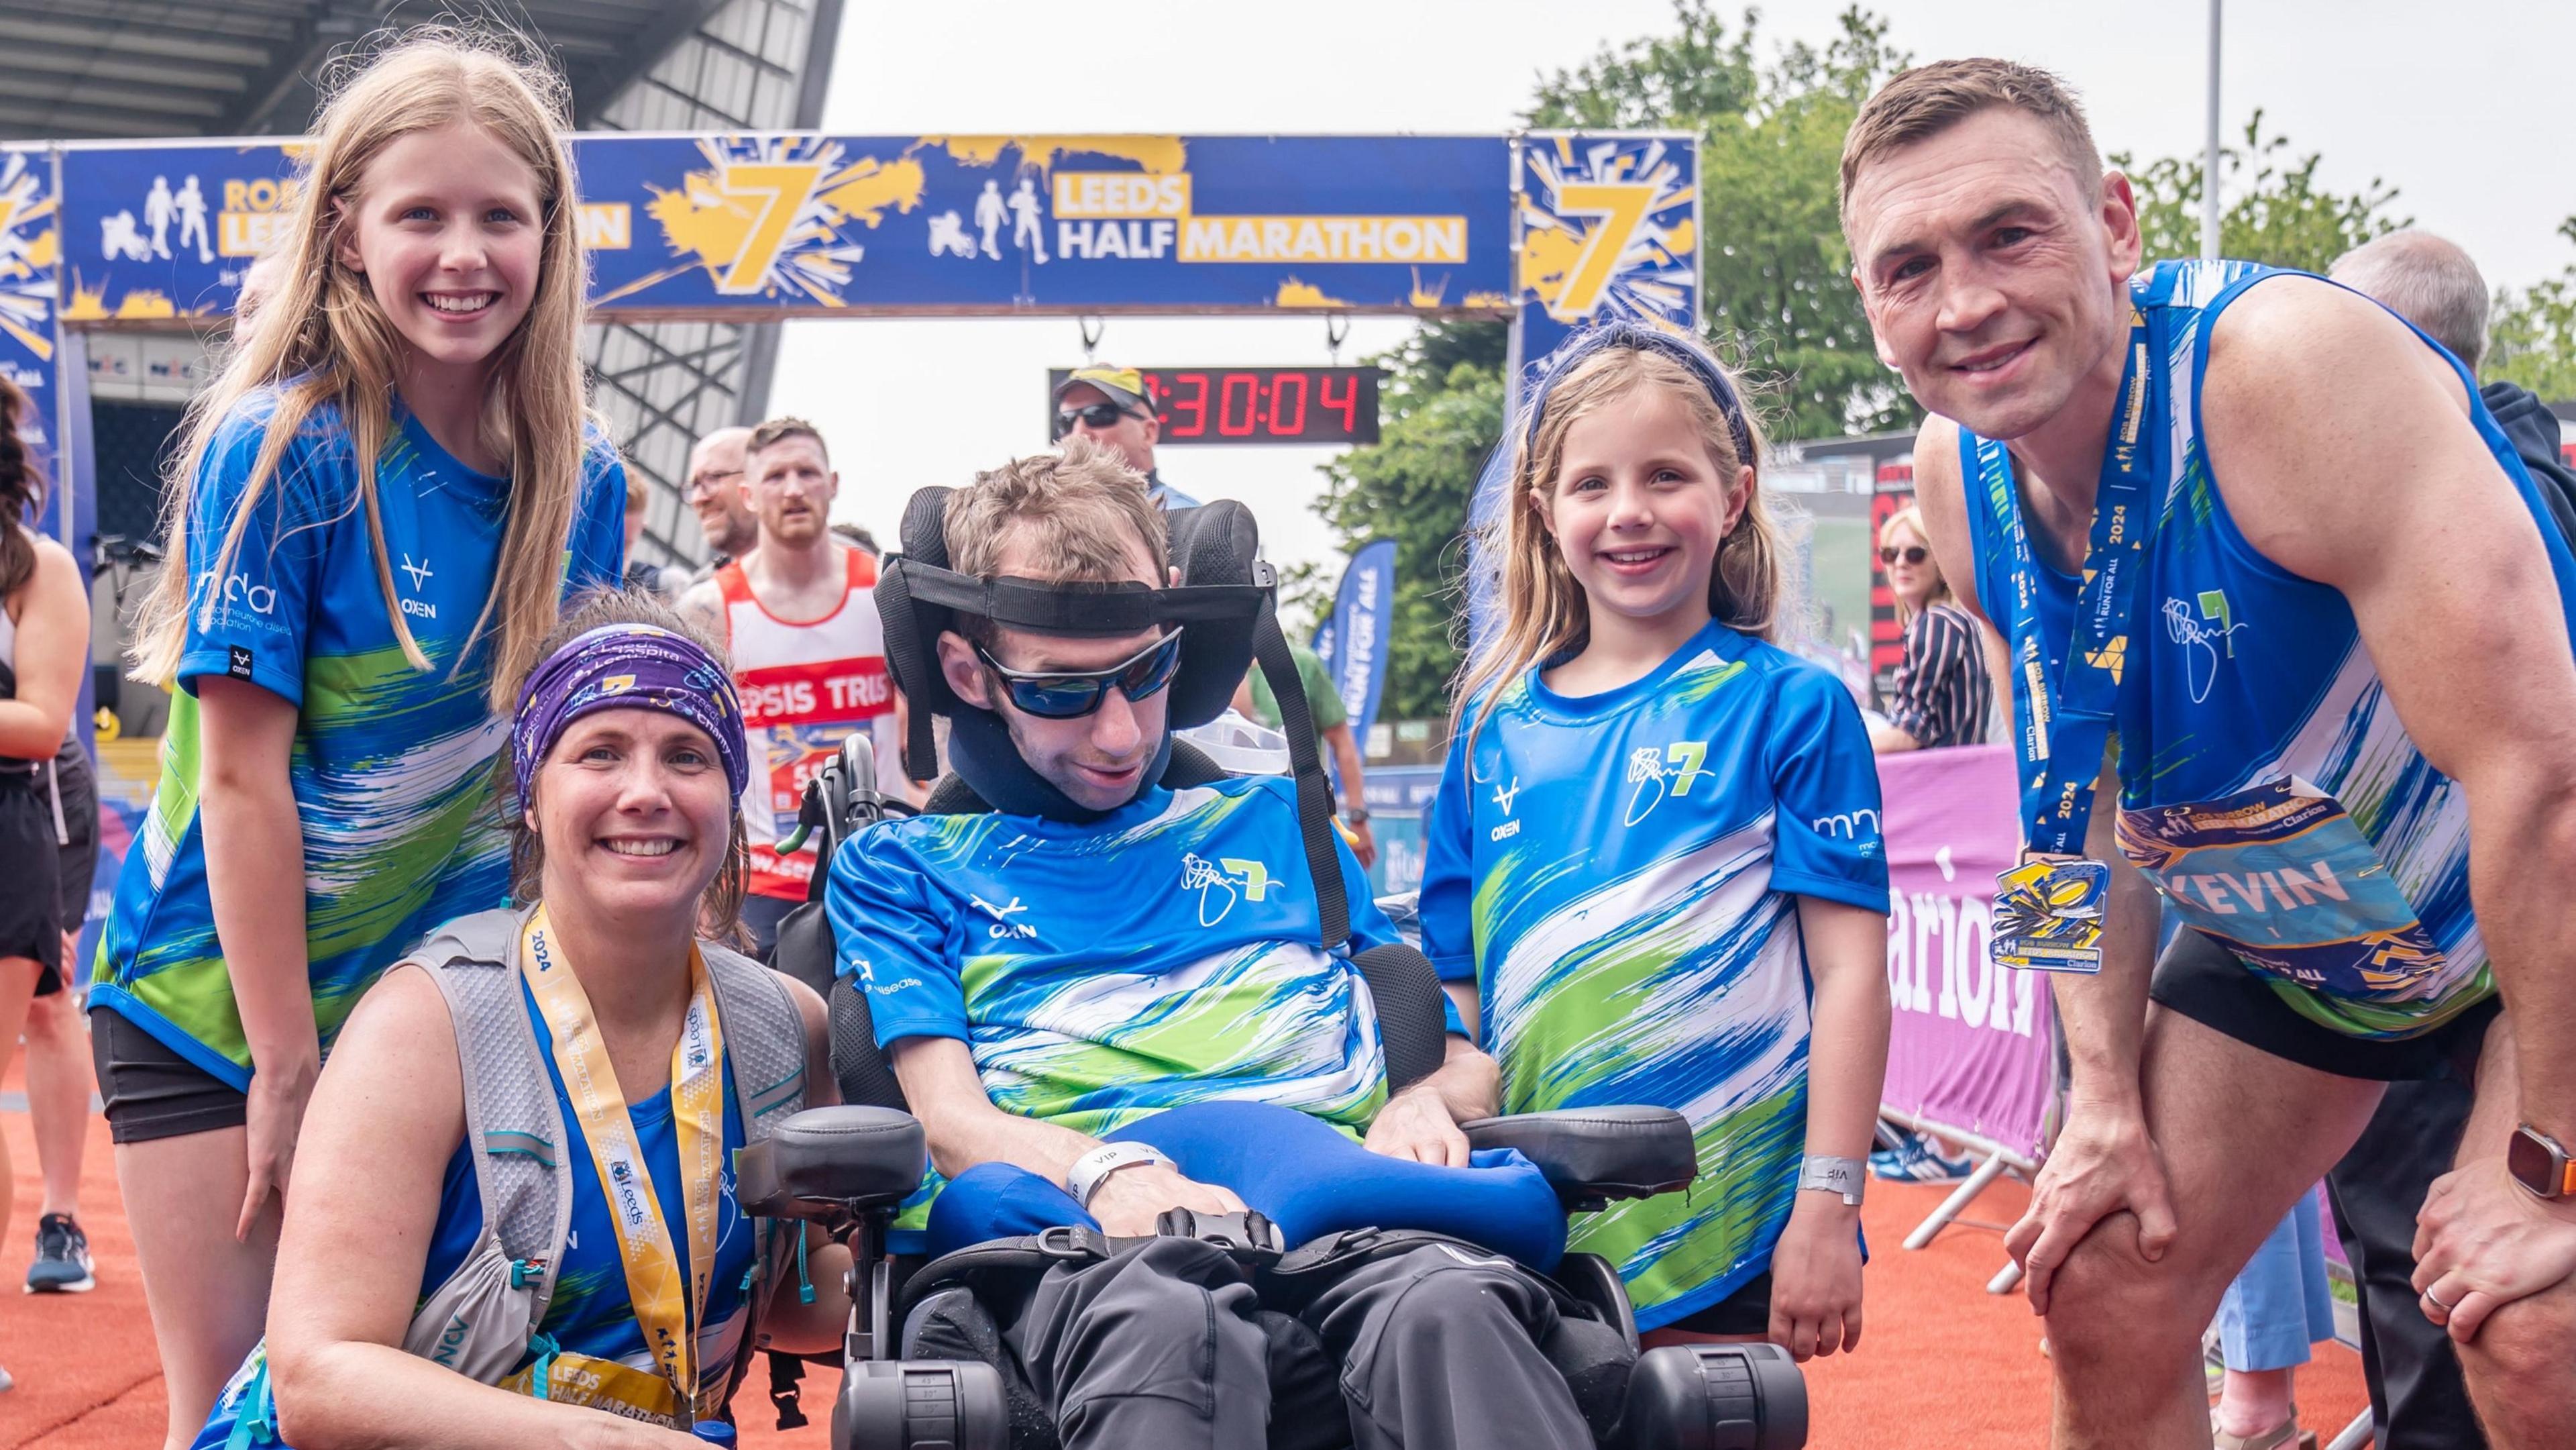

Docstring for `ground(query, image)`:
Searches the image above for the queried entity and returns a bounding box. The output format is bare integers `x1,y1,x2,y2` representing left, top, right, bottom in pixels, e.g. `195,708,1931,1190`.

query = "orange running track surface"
4,1087,2374,1449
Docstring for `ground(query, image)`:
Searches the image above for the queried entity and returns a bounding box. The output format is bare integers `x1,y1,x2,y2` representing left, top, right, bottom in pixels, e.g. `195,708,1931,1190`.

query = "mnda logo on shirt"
1181,851,1275,927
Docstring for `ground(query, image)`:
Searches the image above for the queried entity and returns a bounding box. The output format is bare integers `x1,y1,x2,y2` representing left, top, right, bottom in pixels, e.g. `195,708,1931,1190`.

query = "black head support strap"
870,483,1351,950
871,486,1271,819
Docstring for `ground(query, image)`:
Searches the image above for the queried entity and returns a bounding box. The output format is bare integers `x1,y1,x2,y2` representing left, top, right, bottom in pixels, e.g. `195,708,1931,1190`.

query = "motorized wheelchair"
735,490,1809,1450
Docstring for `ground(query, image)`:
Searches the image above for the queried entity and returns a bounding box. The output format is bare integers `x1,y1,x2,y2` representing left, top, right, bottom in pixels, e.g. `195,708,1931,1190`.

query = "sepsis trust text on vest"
738,658,894,725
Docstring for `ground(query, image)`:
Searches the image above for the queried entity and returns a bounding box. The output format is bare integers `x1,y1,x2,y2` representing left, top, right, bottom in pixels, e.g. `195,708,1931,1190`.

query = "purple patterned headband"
510,623,748,805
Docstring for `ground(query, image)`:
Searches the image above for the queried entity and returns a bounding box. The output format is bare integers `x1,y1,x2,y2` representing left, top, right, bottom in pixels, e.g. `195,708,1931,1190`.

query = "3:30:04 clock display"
1047,366,1383,446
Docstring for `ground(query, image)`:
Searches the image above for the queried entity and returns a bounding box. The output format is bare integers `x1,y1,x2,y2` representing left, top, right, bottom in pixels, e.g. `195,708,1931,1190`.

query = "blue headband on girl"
1518,321,1756,468
1461,322,1760,637
510,623,749,805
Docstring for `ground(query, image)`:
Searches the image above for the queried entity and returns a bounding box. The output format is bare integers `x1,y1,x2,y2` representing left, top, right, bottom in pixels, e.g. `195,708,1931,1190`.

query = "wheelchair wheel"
834,1359,1009,1450
1620,1341,1807,1449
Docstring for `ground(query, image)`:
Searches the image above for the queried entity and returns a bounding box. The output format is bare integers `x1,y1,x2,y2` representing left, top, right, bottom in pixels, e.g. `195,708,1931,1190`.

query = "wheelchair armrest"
737,1106,927,1219
1458,1106,1696,1202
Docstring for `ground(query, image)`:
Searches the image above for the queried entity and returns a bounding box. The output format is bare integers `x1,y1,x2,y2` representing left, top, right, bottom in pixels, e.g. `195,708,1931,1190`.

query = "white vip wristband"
1799,1154,1867,1206
1065,1143,1177,1210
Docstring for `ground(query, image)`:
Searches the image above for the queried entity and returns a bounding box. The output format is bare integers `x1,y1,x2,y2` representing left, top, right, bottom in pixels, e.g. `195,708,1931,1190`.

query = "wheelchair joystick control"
1620,1342,1807,1450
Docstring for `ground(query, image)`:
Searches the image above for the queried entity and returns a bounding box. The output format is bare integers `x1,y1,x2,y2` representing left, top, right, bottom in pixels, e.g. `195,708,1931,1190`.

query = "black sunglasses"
977,628,1185,719
1054,401,1138,437
1880,546,1928,565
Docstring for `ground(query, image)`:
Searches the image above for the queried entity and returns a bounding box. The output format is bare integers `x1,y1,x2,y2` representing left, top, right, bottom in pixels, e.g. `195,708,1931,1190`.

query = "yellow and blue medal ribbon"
519,907,729,1424
1989,295,2167,972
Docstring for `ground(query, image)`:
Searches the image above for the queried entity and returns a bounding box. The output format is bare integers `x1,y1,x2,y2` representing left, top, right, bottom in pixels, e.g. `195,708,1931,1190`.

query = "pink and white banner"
1878,745,2057,1162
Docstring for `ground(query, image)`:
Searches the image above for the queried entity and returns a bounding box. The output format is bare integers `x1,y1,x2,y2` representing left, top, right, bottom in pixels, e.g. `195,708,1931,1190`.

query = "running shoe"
25,1213,95,1293
1869,1131,1978,1184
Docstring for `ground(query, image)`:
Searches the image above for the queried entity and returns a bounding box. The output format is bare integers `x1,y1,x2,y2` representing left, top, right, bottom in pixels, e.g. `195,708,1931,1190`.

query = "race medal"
1991,856,2109,974
504,1349,682,1425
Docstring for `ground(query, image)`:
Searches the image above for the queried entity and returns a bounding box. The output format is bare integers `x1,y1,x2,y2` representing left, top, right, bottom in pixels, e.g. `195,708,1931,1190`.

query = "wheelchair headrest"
874,485,1273,821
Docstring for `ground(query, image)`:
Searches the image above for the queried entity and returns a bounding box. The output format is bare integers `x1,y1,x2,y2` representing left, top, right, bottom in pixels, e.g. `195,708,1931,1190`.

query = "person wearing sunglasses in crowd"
1869,502,1994,754
1052,364,1200,510
678,417,914,956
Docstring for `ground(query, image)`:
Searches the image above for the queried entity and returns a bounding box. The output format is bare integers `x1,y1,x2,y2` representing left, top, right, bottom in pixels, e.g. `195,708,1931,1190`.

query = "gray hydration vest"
398,906,812,1414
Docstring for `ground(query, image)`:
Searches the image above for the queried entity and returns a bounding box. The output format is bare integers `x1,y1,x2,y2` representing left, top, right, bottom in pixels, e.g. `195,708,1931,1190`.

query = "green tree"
1310,319,1508,721
2489,217,2576,402
1311,5,1917,719
2112,112,2407,272
1529,2,1916,440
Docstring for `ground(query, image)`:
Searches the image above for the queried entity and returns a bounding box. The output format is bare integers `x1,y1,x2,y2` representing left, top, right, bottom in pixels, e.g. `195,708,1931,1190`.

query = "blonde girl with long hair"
91,32,627,1445
1417,324,1891,1359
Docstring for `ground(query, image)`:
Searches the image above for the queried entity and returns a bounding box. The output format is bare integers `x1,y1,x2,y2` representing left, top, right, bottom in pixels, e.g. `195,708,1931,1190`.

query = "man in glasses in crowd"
1053,362,1201,509
684,424,759,586
680,417,910,953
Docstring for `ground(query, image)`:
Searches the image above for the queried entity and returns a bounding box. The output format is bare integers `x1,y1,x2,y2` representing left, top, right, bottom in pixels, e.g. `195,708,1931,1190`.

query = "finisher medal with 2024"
1986,305,2163,977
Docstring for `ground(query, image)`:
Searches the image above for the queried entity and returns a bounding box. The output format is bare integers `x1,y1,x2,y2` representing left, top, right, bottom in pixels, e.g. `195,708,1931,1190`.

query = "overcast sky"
768,0,2576,581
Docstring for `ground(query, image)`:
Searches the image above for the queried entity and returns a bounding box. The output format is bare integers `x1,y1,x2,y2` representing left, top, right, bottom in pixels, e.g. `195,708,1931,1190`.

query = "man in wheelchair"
773,443,1798,1449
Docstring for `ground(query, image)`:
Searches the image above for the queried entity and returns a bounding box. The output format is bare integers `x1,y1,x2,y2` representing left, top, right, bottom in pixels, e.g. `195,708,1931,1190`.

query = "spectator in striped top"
1870,503,1992,752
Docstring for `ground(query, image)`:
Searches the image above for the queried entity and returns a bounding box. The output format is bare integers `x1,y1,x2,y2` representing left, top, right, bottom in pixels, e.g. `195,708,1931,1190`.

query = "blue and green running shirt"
93,389,627,1088
827,774,1448,1217
193,980,762,1446
1417,621,1889,1330
1960,260,2576,1043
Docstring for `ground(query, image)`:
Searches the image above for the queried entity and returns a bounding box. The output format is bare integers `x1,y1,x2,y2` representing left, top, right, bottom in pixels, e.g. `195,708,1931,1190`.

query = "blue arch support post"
1479,131,1703,646
3,146,87,751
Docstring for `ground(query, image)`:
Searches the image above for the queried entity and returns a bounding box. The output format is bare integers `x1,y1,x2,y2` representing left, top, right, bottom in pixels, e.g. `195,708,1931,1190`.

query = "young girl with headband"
195,590,842,1447
1419,324,1892,1358
94,32,627,1443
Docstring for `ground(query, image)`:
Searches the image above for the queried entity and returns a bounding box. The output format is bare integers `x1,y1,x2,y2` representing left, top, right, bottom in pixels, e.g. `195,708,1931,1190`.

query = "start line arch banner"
56,133,1524,322
17,127,1697,549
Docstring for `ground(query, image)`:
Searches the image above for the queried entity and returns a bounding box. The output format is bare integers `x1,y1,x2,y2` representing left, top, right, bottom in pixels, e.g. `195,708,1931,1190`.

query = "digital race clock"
1049,366,1383,446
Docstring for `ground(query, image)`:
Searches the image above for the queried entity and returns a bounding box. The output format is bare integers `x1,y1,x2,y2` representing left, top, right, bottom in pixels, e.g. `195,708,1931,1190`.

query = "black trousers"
2326,1076,2487,1450
920,1236,1612,1450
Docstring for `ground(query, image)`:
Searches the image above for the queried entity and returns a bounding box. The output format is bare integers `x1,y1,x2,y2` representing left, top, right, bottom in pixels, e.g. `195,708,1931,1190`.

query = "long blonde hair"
131,28,593,711
1453,338,1778,741
1878,503,1952,623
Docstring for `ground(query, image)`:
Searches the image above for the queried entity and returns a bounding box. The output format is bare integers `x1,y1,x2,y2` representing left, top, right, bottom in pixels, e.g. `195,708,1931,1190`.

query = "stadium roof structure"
0,0,790,138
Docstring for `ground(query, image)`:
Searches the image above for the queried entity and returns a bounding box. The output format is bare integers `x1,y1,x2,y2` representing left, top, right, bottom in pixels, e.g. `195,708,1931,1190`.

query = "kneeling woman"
201,591,845,1447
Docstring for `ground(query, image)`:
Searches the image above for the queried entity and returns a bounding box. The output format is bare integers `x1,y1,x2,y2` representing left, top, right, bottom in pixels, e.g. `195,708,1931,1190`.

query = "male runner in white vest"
680,417,908,953
1838,59,2576,1450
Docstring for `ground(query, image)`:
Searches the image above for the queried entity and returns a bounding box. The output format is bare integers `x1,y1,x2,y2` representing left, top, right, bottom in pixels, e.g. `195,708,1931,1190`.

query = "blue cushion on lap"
923,1100,1568,1270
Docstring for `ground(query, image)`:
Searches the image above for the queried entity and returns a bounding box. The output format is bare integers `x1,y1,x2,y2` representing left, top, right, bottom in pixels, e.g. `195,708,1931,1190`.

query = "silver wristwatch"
1798,1154,1867,1206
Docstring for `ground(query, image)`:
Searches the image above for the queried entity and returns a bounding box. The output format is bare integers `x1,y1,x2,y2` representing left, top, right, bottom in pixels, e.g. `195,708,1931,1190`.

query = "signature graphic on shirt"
2162,590,2249,705
400,554,435,590
1622,740,1709,827
1491,776,1522,815
1181,853,1274,927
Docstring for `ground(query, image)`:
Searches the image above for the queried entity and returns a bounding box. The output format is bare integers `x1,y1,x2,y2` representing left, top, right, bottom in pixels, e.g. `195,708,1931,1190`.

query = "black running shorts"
2151,927,2497,1084
90,1004,248,1143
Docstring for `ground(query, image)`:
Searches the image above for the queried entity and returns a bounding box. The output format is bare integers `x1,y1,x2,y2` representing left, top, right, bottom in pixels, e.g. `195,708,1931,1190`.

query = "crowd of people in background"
0,25,2569,1450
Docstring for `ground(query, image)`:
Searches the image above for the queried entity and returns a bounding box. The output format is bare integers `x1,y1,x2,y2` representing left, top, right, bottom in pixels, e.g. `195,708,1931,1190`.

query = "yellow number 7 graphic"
1551,181,1657,319
714,162,824,294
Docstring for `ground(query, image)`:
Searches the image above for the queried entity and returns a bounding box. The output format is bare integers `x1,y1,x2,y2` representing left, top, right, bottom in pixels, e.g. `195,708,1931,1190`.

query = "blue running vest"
1960,260,2576,1040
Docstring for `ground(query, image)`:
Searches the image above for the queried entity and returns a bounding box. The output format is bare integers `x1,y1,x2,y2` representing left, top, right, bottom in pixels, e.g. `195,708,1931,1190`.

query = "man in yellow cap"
1053,364,1200,509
